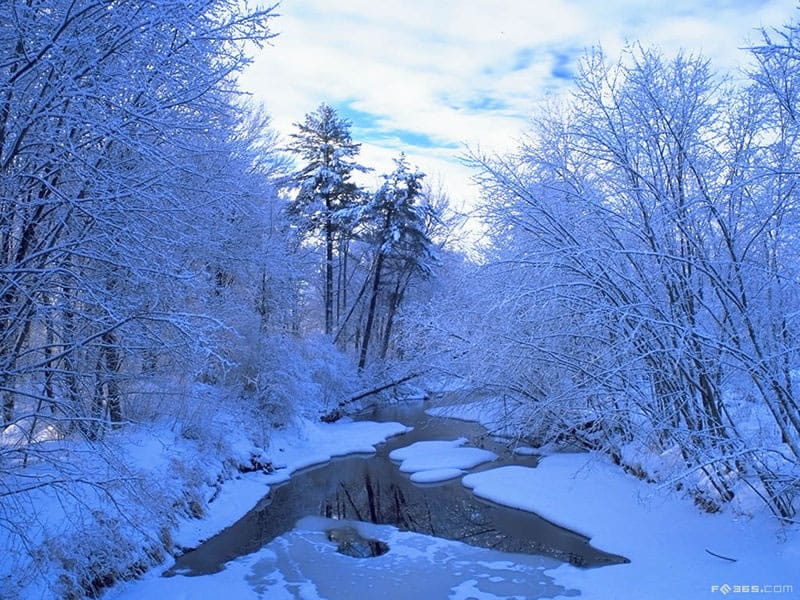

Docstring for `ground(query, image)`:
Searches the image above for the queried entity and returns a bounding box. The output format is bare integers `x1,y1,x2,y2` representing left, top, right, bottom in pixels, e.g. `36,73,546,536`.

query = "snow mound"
389,438,496,480
462,465,571,523
409,468,464,483
271,419,412,473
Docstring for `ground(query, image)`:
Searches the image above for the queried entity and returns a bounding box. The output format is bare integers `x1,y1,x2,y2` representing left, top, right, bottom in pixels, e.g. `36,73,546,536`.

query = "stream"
167,397,628,580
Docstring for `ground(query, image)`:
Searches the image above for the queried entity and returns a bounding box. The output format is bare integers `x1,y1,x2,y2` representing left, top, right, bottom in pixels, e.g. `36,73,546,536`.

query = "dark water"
167,398,628,576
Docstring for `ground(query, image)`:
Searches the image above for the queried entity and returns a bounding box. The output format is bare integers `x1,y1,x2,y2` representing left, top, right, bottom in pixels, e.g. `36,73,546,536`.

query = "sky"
240,1,799,219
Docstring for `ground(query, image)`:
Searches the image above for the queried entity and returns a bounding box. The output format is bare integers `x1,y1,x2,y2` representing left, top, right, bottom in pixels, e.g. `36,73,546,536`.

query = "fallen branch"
320,370,428,423
705,548,737,562
342,370,427,407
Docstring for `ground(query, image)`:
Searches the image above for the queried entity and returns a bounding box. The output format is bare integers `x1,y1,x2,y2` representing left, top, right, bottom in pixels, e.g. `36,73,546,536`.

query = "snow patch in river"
388,437,497,482
409,467,465,483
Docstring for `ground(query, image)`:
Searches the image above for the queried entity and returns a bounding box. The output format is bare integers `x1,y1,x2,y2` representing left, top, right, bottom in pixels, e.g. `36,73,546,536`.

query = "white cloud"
240,0,798,218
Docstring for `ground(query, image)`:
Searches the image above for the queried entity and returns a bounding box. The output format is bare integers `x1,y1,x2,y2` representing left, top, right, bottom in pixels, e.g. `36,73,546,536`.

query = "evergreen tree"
357,154,434,369
287,104,366,334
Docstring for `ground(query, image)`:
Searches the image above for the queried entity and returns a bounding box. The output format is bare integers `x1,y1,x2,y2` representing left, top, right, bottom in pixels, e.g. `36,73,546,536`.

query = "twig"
705,548,737,562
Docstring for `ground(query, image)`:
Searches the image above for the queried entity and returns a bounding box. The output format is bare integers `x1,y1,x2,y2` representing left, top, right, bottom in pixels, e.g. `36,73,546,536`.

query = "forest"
1,1,799,598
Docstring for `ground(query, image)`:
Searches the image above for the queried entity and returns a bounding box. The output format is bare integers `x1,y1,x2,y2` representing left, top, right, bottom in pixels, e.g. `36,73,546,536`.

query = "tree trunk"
325,217,334,335
358,251,385,370
334,261,373,347
379,276,405,360
337,239,349,326
102,331,123,426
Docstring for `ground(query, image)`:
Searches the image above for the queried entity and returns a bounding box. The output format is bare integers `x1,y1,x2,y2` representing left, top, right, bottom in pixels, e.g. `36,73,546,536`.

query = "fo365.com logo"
711,584,794,594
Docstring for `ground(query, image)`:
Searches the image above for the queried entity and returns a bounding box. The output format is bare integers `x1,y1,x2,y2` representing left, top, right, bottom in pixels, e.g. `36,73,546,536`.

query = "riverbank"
17,387,795,599
435,398,800,598
464,453,799,598
0,379,407,600
106,394,798,599
167,417,411,554
105,398,578,600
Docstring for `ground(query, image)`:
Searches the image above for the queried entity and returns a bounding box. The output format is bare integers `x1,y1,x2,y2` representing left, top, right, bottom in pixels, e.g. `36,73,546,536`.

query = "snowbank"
102,414,797,599
463,453,800,599
0,382,409,600
170,418,411,554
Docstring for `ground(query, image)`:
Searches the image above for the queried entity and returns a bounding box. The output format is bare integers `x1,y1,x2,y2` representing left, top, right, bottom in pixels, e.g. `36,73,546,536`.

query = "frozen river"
109,399,627,599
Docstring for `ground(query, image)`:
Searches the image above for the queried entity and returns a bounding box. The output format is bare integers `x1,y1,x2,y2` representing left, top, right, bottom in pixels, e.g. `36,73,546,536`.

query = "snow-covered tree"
466,42,800,518
287,103,367,335
0,0,278,450
355,154,435,369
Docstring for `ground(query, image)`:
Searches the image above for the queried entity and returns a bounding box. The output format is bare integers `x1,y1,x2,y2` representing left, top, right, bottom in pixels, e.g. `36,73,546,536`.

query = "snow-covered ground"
0,381,409,600
106,397,798,599
108,415,577,600
446,398,800,598
12,388,788,599
464,454,799,598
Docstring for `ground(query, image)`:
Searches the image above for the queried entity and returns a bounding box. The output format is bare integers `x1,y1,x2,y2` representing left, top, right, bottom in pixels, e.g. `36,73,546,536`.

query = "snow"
426,397,523,438
462,453,800,599
388,437,497,479
271,418,411,472
463,466,557,521
108,516,575,600
25,387,793,600
96,405,798,600
409,467,465,483
175,418,411,549
0,399,410,599
173,471,273,550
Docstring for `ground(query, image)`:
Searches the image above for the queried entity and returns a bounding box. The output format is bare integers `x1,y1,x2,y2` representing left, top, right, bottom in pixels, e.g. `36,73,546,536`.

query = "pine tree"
357,153,434,369
287,104,366,334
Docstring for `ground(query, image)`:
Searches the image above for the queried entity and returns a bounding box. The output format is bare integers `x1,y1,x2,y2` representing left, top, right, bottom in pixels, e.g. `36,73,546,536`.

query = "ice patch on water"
109,516,576,599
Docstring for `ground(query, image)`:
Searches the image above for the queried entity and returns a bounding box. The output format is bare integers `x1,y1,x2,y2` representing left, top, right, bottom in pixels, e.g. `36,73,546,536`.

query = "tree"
465,42,800,518
356,154,434,369
0,2,298,592
287,104,366,335
0,0,278,452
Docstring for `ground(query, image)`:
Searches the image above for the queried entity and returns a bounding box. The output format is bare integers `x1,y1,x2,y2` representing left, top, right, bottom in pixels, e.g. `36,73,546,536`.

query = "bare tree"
0,0,278,477
465,42,800,517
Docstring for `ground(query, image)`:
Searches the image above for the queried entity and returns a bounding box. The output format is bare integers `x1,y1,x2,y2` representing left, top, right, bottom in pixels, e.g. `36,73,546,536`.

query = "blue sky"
240,1,798,216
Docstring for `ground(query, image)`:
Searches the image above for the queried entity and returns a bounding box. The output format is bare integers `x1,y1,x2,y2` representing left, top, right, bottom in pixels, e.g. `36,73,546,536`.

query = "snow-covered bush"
241,333,363,426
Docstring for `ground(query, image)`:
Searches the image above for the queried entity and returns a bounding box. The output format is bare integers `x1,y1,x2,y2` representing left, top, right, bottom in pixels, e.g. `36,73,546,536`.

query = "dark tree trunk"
358,251,385,370
325,217,334,335
102,331,123,426
379,279,402,360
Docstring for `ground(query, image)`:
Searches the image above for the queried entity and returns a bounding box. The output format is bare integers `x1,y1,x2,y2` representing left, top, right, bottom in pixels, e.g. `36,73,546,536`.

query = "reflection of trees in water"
320,462,628,567
171,452,627,577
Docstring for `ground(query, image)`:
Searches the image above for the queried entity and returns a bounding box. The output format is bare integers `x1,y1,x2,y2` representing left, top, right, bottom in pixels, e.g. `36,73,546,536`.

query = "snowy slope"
463,453,800,599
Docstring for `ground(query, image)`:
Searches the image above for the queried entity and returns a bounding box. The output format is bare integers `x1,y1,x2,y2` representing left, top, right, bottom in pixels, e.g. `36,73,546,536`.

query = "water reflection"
168,400,628,577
